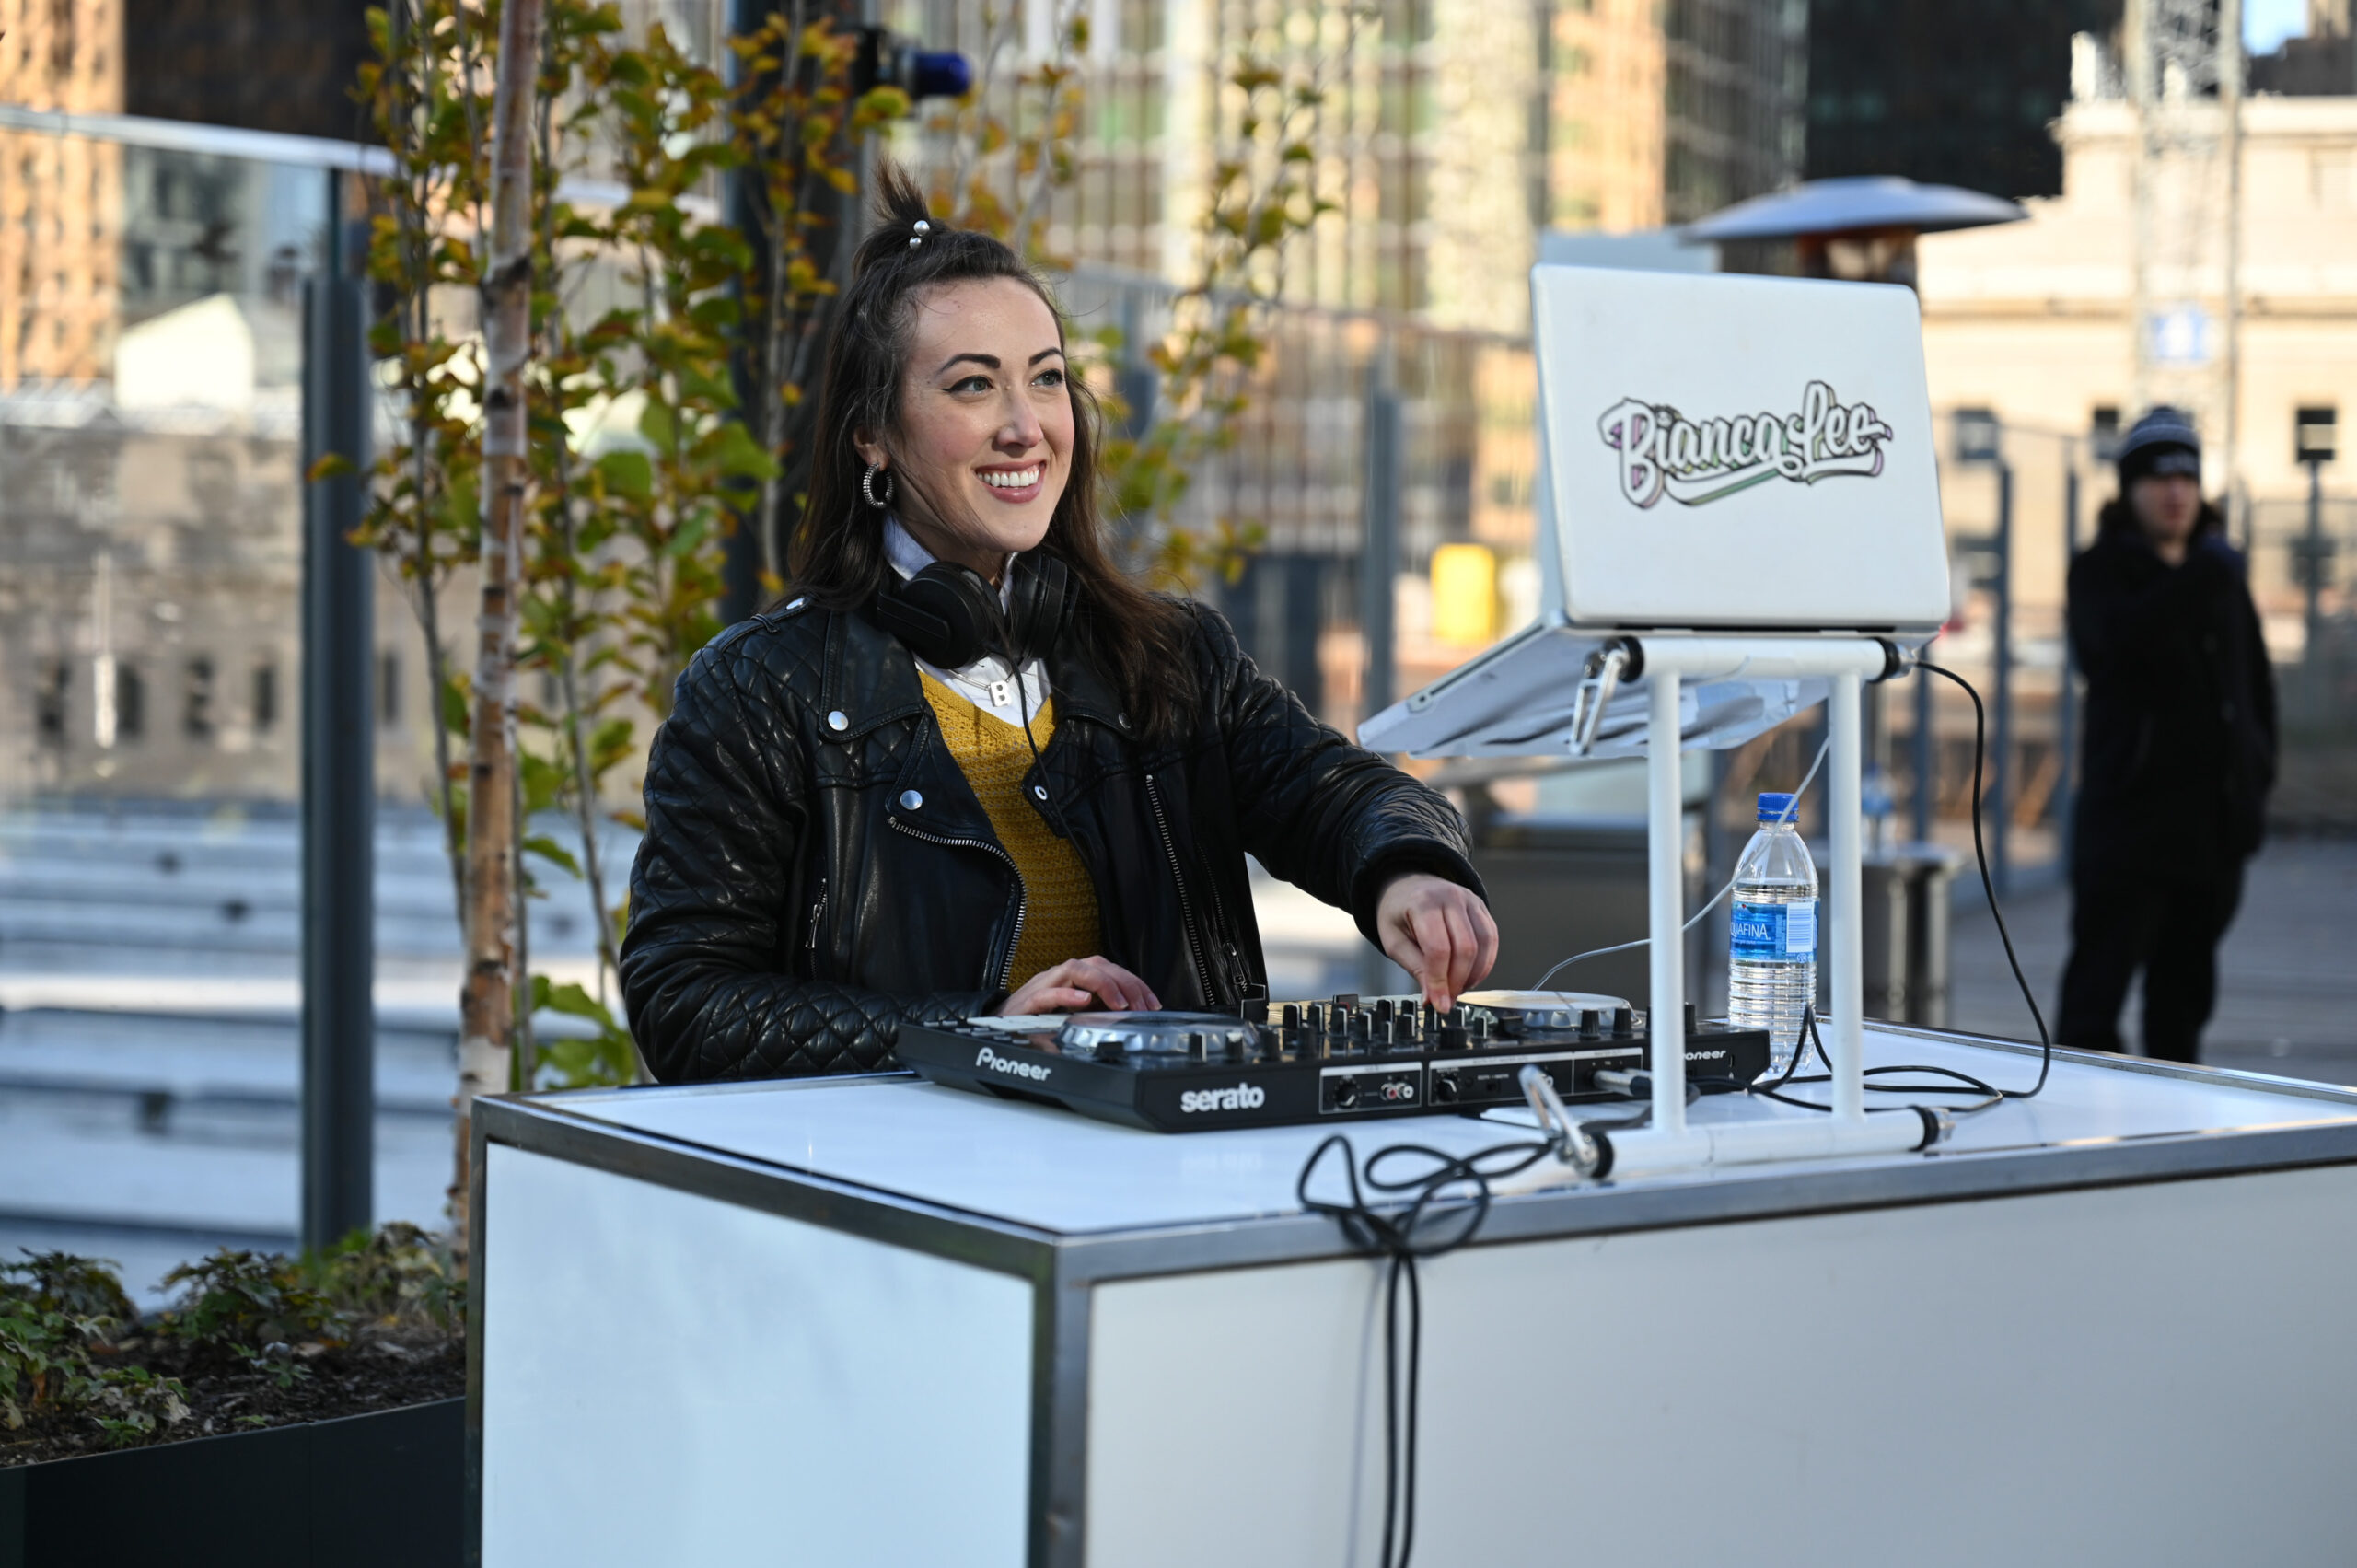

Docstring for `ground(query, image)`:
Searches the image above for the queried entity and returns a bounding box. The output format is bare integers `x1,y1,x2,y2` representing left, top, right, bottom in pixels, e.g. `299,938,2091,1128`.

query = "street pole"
301,169,376,1251
1359,345,1403,994
2058,459,2082,867
2305,455,2326,723
721,0,783,630
1360,352,1402,724
1991,459,2014,900
1912,659,1934,845
2220,0,2245,546
2127,0,2155,415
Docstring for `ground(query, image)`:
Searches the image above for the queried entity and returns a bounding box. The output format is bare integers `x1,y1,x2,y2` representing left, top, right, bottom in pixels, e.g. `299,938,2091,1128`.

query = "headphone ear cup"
880,563,1002,668
1004,553,1074,664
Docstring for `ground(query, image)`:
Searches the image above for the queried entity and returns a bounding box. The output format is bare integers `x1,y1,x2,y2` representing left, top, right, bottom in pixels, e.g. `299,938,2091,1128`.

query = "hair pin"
909,218,932,250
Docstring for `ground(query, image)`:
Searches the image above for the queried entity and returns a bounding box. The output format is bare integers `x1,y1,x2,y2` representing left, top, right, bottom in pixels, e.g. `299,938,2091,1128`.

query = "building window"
252,661,278,734
119,663,145,741
36,659,68,748
378,649,401,726
184,656,215,742
2294,406,2339,466
1954,407,2002,464
2091,405,2121,462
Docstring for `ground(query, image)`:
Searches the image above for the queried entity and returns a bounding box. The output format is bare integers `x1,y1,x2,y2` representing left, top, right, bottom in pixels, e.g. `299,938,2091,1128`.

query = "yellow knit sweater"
919,673,1102,989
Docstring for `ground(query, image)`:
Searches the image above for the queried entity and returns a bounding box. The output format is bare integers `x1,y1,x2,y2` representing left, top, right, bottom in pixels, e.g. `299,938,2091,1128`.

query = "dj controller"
897,992,1771,1132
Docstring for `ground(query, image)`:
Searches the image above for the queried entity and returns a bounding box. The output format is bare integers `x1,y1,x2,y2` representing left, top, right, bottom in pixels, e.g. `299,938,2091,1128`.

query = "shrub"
1,1253,192,1447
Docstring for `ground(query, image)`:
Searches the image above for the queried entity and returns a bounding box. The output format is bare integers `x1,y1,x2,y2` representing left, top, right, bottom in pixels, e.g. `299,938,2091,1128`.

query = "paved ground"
1946,836,2357,1086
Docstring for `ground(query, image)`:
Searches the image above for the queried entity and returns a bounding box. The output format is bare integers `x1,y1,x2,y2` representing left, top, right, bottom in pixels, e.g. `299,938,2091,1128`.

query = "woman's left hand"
1374,874,1498,1014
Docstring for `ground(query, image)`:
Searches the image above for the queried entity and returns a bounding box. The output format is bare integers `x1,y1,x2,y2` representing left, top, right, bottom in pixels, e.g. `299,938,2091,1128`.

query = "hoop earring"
862,463,894,510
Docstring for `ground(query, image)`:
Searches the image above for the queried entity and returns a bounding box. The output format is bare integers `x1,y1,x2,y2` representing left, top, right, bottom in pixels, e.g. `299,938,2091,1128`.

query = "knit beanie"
2117,406,2200,486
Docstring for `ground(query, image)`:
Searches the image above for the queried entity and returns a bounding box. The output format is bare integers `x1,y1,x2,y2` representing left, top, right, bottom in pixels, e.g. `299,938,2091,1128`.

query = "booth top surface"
521,1028,2357,1242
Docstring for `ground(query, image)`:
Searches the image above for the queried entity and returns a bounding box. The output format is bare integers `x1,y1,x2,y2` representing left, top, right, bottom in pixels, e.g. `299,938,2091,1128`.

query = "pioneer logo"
974,1046,1051,1082
1597,380,1894,508
1178,1082,1265,1115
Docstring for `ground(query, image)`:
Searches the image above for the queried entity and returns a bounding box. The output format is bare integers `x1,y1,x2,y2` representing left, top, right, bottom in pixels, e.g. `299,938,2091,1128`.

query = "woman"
619,168,1497,1081
2057,406,2276,1062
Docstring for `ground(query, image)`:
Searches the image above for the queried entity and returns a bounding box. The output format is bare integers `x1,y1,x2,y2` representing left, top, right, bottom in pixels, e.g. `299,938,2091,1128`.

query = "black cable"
1296,1133,1550,1568
1912,658,2055,1100
1746,1006,2004,1116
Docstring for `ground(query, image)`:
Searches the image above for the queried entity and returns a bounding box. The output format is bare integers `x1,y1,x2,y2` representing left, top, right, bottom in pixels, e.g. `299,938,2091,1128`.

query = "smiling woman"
617,163,1502,1082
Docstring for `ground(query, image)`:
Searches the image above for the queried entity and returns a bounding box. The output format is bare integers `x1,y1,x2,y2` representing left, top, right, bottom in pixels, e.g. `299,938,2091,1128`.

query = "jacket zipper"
889,817,1028,989
804,877,828,953
1188,837,1258,1003
1144,773,1218,1005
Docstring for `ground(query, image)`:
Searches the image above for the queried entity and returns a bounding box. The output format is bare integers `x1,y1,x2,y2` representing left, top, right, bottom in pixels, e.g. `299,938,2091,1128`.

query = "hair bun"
855,159,946,277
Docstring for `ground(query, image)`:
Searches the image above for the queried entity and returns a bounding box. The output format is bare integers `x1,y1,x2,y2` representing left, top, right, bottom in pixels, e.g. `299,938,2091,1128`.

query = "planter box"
0,1397,461,1568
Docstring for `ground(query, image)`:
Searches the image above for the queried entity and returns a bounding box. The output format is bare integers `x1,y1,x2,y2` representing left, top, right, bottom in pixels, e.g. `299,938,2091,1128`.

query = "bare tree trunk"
450,0,546,1250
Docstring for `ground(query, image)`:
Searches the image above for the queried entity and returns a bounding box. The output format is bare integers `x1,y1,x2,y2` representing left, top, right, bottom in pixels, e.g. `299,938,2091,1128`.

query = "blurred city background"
2,0,2353,1297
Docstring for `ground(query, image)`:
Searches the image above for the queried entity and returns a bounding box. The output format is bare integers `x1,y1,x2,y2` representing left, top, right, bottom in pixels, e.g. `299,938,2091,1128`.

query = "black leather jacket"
620,596,1482,1081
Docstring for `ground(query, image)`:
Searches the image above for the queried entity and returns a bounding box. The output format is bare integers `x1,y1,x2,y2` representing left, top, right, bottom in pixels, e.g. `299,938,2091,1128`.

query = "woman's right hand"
997,957,1160,1016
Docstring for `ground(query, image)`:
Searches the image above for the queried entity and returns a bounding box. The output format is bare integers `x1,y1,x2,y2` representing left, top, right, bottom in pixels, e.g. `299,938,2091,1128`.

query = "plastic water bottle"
1728,791,1818,1075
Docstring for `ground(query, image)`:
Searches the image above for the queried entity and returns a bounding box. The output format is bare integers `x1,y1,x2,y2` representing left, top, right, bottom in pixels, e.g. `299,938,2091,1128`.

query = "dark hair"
788,161,1196,743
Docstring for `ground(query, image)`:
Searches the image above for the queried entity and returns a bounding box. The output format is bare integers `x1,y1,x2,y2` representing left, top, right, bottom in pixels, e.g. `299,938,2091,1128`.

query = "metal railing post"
301,171,377,1251
1912,656,1934,844
1360,354,1402,724
1991,458,2014,899
2305,457,2327,723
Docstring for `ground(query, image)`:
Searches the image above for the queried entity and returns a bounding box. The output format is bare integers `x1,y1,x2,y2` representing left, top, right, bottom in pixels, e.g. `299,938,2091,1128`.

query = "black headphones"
871,551,1077,669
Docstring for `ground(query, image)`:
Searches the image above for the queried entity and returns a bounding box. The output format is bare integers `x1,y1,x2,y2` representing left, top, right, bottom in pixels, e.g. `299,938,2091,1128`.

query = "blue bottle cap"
1757,791,1798,822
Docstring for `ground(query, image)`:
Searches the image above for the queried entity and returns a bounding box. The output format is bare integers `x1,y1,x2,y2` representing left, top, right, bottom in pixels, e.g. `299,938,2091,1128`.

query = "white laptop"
1536,264,1951,633
1363,266,1952,758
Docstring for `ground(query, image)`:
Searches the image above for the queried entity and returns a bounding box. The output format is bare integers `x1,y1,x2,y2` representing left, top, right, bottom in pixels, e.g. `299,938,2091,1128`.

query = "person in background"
2058,407,2277,1062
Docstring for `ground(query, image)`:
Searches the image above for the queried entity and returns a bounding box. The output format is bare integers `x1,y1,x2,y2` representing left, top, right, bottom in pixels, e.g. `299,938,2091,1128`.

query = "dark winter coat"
619,595,1481,1082
2067,499,2277,874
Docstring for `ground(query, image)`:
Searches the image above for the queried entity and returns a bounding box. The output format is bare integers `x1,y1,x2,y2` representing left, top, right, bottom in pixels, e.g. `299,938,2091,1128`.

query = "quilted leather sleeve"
620,635,999,1082
1187,604,1483,943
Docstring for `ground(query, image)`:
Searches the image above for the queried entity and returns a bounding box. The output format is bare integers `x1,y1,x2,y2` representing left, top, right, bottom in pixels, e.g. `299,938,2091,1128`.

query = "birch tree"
451,0,548,1243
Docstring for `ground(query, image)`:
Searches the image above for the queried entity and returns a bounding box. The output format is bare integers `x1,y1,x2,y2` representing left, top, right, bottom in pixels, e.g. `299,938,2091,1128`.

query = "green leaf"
595,448,654,501
710,420,779,482
522,833,581,877
674,362,735,405
539,981,618,1028
519,751,567,815
440,675,472,743
590,717,636,774
664,511,709,559
638,398,678,451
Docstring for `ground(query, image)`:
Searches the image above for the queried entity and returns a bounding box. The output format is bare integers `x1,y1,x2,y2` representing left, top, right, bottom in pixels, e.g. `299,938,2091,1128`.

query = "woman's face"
856,277,1074,582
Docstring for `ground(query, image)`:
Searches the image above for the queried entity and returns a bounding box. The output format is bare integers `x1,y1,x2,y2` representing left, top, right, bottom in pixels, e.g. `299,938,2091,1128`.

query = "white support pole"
1492,635,1944,1186
1828,669,1866,1123
1647,668,1687,1137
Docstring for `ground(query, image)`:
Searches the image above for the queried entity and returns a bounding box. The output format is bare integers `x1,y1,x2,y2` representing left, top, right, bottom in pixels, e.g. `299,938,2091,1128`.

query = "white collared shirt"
882,515,1052,731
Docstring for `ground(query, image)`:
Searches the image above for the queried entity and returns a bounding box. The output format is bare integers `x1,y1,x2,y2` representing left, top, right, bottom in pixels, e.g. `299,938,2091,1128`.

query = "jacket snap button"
900,789,923,811
1032,785,1049,801
827,710,849,732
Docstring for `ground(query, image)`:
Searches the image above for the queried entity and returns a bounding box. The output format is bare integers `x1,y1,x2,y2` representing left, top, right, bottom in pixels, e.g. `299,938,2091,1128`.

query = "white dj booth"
471,1040,2357,1566
470,267,2357,1564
